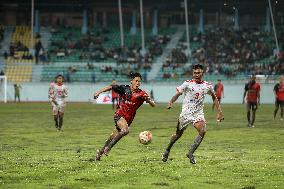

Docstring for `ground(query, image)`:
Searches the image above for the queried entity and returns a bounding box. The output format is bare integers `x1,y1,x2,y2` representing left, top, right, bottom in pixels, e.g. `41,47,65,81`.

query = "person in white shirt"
162,64,224,164
48,74,68,131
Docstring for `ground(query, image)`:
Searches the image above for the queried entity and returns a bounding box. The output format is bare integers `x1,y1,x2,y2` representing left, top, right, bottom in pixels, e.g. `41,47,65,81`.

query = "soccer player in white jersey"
48,74,68,131
162,64,224,164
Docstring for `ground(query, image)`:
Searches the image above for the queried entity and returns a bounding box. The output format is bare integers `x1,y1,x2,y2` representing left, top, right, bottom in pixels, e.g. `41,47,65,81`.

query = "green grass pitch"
0,103,284,189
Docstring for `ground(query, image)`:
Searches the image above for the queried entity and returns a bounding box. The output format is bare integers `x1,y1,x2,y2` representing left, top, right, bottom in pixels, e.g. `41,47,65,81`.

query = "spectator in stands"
35,40,43,64
91,72,96,83
86,63,94,70
0,70,4,76
0,28,4,42
3,51,8,59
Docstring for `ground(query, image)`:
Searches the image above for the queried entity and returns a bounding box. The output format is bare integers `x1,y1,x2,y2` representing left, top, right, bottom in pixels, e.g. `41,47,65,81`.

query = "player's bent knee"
199,127,206,136
121,129,129,136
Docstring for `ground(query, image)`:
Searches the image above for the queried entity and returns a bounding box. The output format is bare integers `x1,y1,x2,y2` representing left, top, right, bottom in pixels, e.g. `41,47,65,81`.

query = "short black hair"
129,72,142,80
56,74,64,79
218,79,221,81
192,64,203,70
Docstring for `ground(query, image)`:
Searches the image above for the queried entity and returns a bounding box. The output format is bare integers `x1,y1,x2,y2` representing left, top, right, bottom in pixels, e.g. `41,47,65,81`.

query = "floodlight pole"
268,0,279,51
118,0,124,47
184,0,191,55
140,0,146,56
31,0,34,49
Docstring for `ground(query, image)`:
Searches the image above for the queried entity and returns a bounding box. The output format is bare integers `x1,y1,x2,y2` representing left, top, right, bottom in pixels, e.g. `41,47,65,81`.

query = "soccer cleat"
95,149,103,161
186,153,196,164
162,150,170,162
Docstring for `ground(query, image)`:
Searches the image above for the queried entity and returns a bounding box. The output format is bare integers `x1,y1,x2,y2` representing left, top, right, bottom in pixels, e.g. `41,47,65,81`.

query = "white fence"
5,82,277,104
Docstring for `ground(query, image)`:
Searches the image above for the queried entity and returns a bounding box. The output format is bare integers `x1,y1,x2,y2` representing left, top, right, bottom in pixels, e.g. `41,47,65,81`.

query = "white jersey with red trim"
177,79,214,117
48,82,68,104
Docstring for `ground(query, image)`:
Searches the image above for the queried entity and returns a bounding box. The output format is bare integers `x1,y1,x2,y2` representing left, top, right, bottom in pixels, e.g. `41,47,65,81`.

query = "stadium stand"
155,27,284,82
39,26,176,82
4,64,32,83
3,26,36,83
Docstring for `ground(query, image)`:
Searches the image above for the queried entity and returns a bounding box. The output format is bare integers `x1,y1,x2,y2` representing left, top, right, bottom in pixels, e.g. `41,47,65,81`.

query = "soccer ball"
139,131,152,145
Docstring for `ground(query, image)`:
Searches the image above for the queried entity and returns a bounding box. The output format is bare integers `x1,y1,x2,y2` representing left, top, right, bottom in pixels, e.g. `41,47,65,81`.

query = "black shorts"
217,98,221,103
247,102,258,111
114,115,132,131
275,100,284,108
114,115,122,131
112,97,118,103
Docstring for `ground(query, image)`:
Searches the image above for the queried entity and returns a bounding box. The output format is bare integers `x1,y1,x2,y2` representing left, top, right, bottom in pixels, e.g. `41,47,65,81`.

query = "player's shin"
104,129,129,155
166,133,182,152
54,115,59,128
101,135,114,151
59,116,63,129
188,134,203,155
247,111,251,125
274,107,278,119
251,110,256,126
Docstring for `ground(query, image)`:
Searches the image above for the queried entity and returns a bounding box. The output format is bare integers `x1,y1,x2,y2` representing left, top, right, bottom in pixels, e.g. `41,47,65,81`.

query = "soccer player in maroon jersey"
111,79,119,110
273,76,284,120
91,72,155,161
212,79,224,110
243,75,261,127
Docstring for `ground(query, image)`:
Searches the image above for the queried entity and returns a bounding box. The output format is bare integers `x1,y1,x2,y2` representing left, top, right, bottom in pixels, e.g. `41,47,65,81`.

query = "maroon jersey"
111,85,119,99
245,82,261,103
274,83,284,101
112,85,147,125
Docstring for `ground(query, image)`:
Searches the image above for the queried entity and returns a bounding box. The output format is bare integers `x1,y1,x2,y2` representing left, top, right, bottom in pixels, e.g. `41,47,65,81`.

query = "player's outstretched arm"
146,99,155,107
143,93,155,107
167,91,182,109
94,85,112,99
211,93,224,122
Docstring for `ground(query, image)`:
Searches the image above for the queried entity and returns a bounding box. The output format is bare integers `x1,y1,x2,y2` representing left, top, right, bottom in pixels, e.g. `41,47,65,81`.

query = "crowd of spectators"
48,27,171,72
3,32,49,64
163,27,284,80
191,27,281,76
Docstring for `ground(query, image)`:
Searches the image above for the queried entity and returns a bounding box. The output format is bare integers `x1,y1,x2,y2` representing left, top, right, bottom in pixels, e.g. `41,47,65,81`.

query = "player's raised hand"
217,111,224,122
167,101,173,109
142,93,150,101
94,92,100,99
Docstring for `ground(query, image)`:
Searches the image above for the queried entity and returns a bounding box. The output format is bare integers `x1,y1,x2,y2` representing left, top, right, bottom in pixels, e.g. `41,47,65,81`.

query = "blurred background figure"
14,83,22,102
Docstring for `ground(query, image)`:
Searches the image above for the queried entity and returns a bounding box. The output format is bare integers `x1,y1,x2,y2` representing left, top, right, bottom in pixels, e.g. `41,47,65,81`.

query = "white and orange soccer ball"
139,131,152,145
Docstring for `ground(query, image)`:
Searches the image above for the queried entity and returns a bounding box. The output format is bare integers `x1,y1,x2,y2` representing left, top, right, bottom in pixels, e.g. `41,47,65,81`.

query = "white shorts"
178,111,206,130
51,101,65,115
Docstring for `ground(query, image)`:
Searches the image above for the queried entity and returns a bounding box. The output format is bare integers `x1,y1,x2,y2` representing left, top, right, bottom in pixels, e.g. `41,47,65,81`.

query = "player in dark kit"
273,76,284,120
243,75,261,127
91,72,155,161
212,79,224,110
